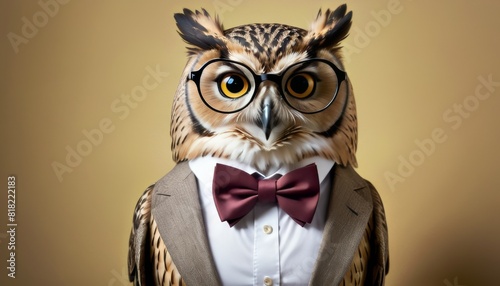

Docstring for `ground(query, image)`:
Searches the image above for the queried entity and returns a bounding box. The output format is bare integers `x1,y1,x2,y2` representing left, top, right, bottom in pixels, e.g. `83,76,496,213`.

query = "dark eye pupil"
226,76,244,93
290,75,309,94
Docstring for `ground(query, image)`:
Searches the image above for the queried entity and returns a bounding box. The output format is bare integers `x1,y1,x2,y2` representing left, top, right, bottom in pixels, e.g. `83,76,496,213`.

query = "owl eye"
218,73,250,99
285,73,316,99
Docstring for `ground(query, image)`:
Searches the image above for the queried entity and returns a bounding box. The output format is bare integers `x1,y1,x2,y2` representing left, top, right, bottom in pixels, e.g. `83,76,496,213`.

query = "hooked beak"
261,97,273,140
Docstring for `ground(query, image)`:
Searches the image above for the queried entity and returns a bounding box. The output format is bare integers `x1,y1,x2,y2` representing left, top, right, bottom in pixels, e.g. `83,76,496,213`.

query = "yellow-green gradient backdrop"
1,0,500,285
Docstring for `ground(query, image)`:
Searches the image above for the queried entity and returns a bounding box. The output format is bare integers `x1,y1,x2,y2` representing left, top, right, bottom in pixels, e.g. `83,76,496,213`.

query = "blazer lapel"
309,165,374,286
151,162,221,285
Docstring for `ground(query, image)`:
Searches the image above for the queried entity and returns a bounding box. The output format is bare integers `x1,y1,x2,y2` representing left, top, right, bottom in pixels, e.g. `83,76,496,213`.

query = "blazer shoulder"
333,164,374,204
155,161,192,187
151,162,195,209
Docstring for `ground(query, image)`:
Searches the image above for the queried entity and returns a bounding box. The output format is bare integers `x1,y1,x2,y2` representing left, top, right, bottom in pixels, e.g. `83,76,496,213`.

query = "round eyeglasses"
187,58,346,114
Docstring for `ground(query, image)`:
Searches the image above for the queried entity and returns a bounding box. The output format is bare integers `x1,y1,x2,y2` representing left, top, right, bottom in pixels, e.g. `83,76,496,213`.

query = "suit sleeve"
366,181,390,285
128,185,155,286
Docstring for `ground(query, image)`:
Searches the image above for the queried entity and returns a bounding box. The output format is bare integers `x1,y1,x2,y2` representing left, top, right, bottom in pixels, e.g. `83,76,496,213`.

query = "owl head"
171,4,357,173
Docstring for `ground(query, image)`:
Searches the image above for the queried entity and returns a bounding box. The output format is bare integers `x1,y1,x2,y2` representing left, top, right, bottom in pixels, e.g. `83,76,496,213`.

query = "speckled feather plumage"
224,24,307,70
170,6,358,173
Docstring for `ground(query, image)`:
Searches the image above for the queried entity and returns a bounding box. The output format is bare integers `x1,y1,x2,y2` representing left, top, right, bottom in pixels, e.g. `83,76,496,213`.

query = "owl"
129,4,389,286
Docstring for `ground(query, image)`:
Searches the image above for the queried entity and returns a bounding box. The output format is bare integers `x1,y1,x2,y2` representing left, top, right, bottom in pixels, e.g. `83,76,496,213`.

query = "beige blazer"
129,162,389,286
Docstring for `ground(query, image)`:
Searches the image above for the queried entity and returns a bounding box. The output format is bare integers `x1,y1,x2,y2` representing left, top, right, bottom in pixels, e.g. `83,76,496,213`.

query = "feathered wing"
128,185,155,286
366,182,390,285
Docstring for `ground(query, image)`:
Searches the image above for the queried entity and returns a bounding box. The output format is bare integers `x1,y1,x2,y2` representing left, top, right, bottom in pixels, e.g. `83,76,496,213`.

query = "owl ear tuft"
305,4,352,52
174,9,227,54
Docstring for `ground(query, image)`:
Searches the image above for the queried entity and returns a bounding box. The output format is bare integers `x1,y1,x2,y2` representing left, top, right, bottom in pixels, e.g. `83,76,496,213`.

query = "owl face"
171,5,358,173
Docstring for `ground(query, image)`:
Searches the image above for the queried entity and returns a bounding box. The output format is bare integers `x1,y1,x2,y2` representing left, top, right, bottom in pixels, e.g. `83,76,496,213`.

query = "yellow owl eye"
218,73,250,99
286,73,316,99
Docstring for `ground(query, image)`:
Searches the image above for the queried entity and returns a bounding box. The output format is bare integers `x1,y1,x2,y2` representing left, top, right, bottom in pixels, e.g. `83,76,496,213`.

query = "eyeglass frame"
187,58,346,114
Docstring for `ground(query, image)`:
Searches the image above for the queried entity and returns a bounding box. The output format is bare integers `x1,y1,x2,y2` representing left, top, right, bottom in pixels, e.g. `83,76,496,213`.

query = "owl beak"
261,97,273,140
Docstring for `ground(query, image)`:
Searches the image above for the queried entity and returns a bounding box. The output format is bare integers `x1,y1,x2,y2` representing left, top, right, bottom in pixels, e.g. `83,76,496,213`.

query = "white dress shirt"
189,156,335,286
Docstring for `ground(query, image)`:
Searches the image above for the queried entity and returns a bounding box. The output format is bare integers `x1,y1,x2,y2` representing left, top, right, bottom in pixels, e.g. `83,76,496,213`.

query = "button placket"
253,203,280,286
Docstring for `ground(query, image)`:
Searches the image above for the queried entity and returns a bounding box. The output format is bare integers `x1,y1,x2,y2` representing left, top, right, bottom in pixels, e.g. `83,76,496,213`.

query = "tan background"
1,0,500,285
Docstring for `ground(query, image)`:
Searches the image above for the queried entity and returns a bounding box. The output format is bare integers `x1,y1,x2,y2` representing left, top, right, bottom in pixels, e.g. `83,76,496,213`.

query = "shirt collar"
189,156,335,187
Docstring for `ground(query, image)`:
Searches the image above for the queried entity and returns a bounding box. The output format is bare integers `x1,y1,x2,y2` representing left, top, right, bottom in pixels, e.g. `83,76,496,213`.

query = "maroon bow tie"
212,163,320,227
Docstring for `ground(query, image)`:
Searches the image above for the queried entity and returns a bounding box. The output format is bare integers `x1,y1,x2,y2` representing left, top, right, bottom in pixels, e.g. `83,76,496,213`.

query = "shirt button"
263,225,273,234
263,276,273,286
